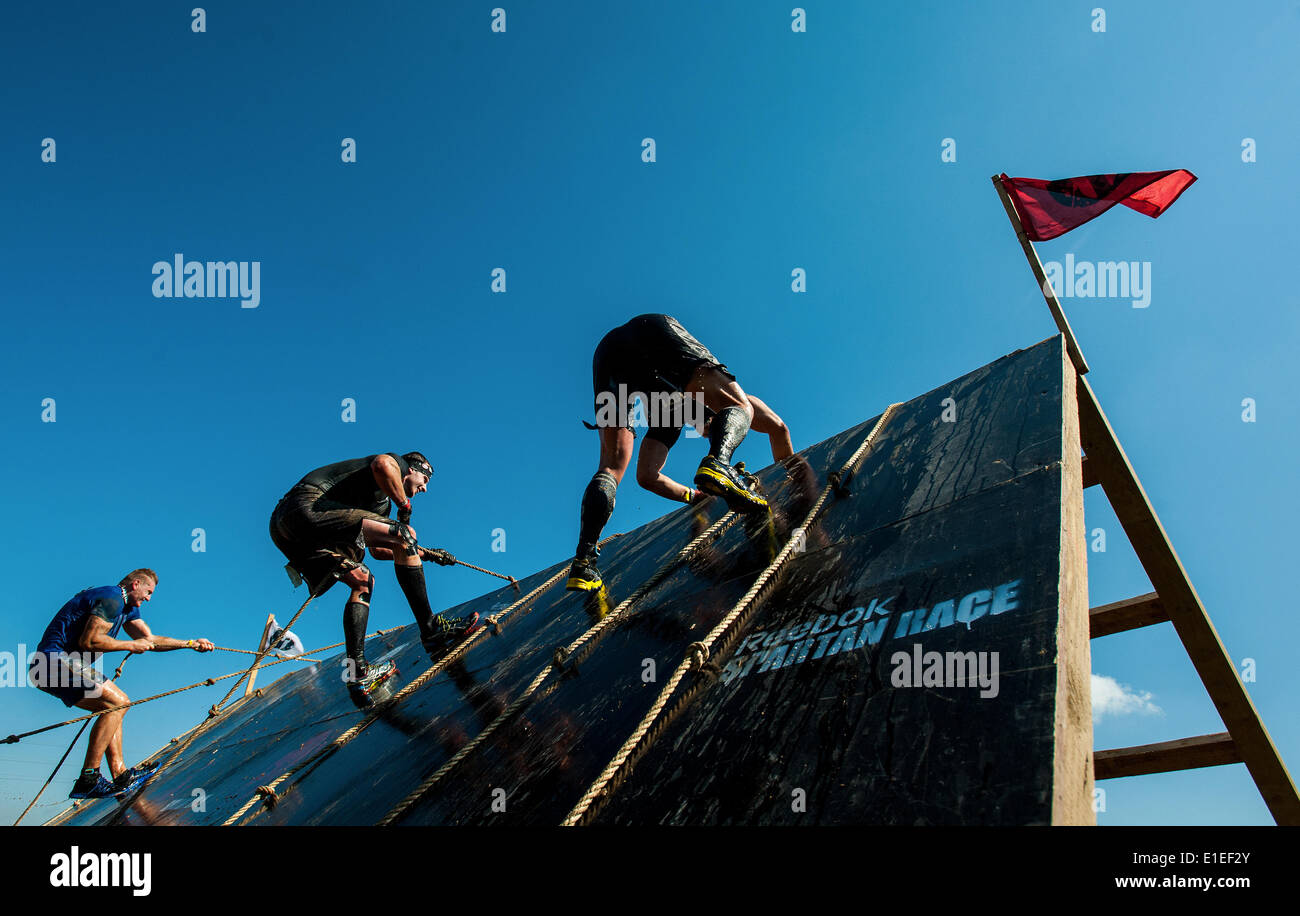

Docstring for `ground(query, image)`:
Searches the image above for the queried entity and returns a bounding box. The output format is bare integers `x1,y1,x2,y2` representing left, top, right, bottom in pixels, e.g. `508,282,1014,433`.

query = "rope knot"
256,785,280,809
207,704,220,717
204,678,216,685
687,642,710,670
486,615,503,636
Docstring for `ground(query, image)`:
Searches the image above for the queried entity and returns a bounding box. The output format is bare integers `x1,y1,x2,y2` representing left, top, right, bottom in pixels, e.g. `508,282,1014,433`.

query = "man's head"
118,569,159,606
402,452,433,497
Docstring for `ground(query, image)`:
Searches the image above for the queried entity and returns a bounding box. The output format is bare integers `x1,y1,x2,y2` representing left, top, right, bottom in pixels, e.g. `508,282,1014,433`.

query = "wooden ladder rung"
1095,733,1240,780
1089,592,1168,638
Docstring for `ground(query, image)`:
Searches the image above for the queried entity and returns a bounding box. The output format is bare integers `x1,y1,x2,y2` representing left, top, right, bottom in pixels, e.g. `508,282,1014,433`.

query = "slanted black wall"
50,337,1072,827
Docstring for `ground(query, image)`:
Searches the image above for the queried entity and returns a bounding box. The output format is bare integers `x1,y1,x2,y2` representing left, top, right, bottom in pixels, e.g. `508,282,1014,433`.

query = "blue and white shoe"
347,659,399,709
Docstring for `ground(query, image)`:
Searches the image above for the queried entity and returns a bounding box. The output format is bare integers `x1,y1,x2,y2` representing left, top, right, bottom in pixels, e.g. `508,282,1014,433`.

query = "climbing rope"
220,545,600,825
101,618,422,825
560,404,900,826
378,508,741,826
100,586,337,818
4,627,403,747
209,588,323,713
211,644,323,663
26,625,403,826
450,559,520,592
421,549,520,592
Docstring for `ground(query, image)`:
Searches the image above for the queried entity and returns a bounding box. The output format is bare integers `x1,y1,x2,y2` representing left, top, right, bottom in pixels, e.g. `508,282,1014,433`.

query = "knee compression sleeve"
394,562,436,635
576,471,618,556
709,406,751,463
388,520,418,557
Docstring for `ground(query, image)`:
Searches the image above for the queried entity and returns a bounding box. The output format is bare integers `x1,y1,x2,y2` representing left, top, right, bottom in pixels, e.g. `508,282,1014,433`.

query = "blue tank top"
36,586,142,654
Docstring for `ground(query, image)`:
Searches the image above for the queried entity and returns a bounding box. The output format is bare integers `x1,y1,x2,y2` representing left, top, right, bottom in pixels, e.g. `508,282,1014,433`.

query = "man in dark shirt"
568,315,793,592
28,569,214,799
269,451,479,705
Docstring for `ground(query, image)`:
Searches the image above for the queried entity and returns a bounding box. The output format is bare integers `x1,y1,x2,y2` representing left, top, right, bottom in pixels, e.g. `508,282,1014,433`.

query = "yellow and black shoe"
585,584,613,622
695,456,769,514
566,552,603,592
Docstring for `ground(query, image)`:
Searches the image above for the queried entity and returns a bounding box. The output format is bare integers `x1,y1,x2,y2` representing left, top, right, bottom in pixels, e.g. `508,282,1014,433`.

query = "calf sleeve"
576,470,618,557
394,562,436,637
709,406,751,463
343,600,370,673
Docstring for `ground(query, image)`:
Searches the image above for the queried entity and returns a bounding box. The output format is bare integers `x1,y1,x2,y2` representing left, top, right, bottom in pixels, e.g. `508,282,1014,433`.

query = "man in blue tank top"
28,569,214,799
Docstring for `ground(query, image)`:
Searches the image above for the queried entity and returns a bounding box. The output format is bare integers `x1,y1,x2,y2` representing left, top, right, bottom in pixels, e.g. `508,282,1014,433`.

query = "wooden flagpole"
244,613,275,697
991,174,1090,375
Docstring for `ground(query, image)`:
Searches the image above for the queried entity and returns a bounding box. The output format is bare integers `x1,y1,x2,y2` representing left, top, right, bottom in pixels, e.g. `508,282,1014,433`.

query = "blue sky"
1,1,1296,825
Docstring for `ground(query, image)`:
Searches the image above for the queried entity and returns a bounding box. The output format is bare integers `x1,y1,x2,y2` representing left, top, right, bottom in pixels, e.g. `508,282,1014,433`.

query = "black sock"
343,600,370,673
394,563,436,638
576,471,617,558
709,406,751,463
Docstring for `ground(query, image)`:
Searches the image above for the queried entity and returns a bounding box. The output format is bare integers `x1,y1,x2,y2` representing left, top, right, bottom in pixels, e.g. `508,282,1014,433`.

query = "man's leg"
341,574,372,678
367,533,436,642
105,713,126,778
77,682,128,777
692,376,793,462
567,426,634,591
328,560,401,704
295,545,372,679
688,367,769,511
687,366,753,461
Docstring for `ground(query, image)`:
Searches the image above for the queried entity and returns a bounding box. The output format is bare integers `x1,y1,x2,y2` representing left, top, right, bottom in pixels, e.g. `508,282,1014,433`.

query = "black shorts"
270,489,377,591
591,314,735,442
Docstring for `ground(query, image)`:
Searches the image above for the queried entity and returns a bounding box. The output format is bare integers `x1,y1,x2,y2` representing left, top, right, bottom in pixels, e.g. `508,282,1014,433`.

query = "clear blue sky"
2,1,1295,826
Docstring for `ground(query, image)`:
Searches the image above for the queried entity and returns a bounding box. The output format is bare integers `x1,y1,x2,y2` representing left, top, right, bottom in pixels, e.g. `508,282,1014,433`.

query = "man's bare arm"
370,454,409,508
124,618,214,652
79,616,152,654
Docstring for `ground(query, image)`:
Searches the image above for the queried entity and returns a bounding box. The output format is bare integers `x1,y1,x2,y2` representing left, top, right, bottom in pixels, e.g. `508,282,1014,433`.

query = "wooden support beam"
1077,374,1300,823
1089,593,1168,638
1052,342,1094,823
1095,733,1240,780
990,175,1090,375
1081,453,1099,489
245,613,275,698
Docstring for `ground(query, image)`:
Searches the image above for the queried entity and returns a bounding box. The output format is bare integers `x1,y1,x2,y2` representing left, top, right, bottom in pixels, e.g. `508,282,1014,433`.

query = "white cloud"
1091,674,1163,723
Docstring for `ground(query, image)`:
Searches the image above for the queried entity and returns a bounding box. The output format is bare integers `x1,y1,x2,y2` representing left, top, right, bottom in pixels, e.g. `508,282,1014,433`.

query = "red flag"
1000,170,1197,241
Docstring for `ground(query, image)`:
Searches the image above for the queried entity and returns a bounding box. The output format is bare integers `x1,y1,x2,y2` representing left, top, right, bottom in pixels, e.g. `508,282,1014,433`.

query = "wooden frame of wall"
993,173,1299,824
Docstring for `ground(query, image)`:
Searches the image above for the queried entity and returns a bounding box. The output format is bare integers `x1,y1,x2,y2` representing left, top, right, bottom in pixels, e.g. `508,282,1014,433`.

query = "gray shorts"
29,652,108,707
